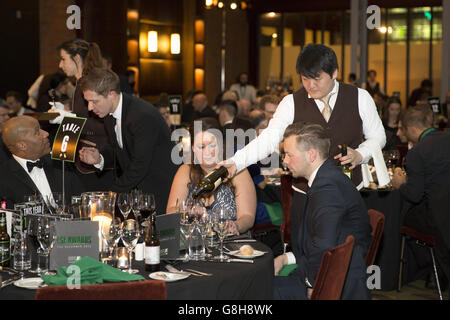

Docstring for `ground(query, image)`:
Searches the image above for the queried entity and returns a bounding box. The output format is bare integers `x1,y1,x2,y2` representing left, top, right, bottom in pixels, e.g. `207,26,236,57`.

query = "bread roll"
239,244,254,256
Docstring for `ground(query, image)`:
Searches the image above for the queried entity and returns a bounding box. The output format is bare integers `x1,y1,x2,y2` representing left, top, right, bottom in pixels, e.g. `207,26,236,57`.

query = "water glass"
13,232,31,272
37,217,57,274
212,207,230,261
101,217,122,260
117,193,132,220
121,219,140,274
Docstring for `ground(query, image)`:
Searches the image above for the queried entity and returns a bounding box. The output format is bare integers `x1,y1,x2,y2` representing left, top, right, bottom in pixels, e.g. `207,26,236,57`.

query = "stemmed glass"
130,189,142,221
46,192,64,215
117,193,132,220
212,207,230,261
28,216,44,274
101,218,122,261
198,209,212,258
120,219,140,274
139,194,156,221
178,199,192,261
37,217,57,274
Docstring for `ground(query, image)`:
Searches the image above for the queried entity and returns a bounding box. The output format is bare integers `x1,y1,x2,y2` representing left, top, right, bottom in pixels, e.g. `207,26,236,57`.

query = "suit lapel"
8,158,40,194
120,93,131,153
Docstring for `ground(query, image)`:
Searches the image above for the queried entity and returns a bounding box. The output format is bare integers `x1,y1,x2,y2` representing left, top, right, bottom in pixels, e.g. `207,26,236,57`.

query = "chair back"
366,209,385,266
310,235,355,300
280,173,293,245
35,280,167,300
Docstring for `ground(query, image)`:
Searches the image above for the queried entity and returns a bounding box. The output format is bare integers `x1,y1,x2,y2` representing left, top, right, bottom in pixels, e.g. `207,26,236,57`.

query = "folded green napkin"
262,202,283,227
41,256,145,286
278,264,298,276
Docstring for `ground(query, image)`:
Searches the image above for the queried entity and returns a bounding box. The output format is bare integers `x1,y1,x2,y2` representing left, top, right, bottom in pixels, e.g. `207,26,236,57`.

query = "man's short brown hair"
284,122,330,159
78,67,121,97
400,104,434,129
259,94,281,111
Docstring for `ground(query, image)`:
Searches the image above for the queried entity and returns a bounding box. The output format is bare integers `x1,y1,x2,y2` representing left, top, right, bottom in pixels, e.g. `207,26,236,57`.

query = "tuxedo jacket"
0,155,83,209
399,130,450,249
291,159,372,300
101,93,178,215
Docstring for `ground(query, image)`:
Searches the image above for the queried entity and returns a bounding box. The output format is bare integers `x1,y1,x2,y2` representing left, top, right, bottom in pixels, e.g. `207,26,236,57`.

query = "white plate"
14,277,46,290
227,249,265,259
149,272,190,282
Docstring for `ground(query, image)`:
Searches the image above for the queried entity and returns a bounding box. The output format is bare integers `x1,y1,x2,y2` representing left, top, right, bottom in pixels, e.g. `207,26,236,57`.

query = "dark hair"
382,96,402,124
188,117,234,199
6,91,24,105
421,79,432,88
368,69,377,77
50,70,68,89
219,100,238,117
296,44,338,78
78,67,121,97
249,110,267,128
400,104,434,129
57,39,104,76
349,73,356,81
283,122,331,159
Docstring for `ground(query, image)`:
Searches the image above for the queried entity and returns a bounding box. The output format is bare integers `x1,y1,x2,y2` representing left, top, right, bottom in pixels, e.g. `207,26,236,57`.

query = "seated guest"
78,68,178,215
218,100,237,132
6,91,34,117
392,105,450,292
382,96,405,150
0,116,83,209
166,117,256,234
273,123,371,300
192,92,217,120
156,104,172,129
249,109,268,137
0,100,11,163
259,94,281,120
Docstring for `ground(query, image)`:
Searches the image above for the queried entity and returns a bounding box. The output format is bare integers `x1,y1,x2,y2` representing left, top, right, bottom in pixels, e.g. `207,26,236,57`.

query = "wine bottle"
144,214,160,272
192,166,229,198
0,212,11,267
341,144,352,179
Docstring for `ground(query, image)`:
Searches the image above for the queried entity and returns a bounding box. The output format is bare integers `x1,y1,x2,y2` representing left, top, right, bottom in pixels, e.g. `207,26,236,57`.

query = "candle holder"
114,247,129,270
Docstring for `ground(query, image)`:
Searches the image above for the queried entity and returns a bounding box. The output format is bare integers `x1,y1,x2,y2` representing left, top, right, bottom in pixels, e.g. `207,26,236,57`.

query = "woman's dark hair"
57,38,104,76
382,96,402,124
188,117,234,199
296,44,338,79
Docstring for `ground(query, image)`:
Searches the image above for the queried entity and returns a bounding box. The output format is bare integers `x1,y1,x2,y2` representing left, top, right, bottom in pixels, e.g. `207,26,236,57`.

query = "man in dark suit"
78,68,178,215
0,101,11,163
0,116,82,209
392,105,450,292
273,122,371,300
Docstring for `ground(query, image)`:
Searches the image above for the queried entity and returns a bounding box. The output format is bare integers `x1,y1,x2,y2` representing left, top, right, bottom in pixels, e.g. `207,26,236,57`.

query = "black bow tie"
27,160,43,173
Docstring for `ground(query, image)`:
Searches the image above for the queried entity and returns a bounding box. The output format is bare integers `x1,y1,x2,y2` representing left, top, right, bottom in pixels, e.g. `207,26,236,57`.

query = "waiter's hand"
391,167,407,189
334,145,363,170
79,147,101,165
217,159,238,181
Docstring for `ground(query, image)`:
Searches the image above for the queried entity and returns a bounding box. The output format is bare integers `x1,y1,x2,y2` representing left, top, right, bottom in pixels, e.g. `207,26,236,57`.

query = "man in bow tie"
0,116,82,209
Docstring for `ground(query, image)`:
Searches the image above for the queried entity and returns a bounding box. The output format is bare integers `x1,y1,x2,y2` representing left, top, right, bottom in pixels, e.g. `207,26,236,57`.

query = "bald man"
0,116,82,209
192,92,217,120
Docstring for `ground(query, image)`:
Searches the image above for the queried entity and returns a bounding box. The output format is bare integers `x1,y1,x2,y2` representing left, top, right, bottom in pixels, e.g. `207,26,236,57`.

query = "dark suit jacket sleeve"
111,112,166,192
399,148,425,204
304,182,346,287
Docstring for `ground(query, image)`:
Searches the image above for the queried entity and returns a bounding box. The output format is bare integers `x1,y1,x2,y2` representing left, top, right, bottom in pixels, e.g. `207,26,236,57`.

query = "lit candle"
92,214,112,252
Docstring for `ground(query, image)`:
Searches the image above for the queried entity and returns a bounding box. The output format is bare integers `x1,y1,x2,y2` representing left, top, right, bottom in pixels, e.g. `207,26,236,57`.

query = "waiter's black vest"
292,82,363,191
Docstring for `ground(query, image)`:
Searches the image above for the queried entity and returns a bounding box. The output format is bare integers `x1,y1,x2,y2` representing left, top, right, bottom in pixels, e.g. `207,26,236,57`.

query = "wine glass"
120,219,140,274
117,193,132,220
46,192,64,215
212,207,230,261
140,194,156,221
130,189,142,221
101,218,122,261
37,217,57,274
198,209,212,258
177,199,192,261
28,216,43,274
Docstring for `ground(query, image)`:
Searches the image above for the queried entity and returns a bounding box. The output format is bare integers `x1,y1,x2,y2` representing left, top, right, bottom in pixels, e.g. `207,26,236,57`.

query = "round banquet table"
0,241,274,300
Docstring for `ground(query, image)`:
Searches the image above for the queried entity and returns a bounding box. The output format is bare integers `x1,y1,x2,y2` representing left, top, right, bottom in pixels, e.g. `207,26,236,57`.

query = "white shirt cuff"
94,154,105,171
285,252,296,265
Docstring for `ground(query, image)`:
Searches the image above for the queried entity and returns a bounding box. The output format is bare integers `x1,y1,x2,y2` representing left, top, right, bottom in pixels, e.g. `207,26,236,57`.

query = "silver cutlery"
184,268,212,276
165,264,201,276
0,276,20,289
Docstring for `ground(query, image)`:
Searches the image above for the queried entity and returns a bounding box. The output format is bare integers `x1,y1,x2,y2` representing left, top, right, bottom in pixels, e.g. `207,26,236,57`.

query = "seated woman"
382,96,405,151
166,117,256,234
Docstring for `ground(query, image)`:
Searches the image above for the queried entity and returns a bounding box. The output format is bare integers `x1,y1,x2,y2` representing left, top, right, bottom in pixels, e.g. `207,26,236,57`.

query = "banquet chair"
310,235,355,300
35,280,167,300
397,226,443,300
366,209,385,266
280,173,293,249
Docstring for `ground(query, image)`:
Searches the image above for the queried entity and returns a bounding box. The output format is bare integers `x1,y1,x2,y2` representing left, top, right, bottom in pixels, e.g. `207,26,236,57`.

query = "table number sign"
51,116,87,162
427,97,441,114
50,220,99,270
168,95,183,126
155,213,180,259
